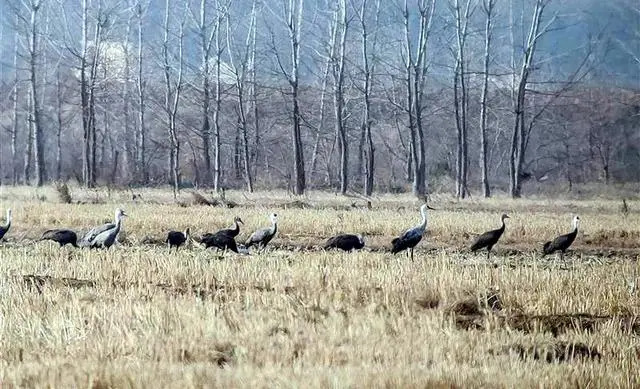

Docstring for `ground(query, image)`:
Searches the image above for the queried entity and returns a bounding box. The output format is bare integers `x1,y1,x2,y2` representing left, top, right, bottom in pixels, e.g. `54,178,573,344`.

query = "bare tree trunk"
56,64,63,180
196,0,216,186
12,21,19,185
162,0,185,199
136,2,148,183
121,13,133,183
360,0,380,196
330,0,349,194
289,0,306,195
226,5,255,192
452,0,475,199
309,34,332,183
250,3,260,179
479,0,495,197
403,0,435,197
24,91,33,184
213,6,225,192
27,0,45,187
509,0,551,198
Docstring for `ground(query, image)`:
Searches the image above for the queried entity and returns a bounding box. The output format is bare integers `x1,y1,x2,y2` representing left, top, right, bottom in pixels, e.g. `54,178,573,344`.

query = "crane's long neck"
418,208,427,231
3,211,11,229
232,221,240,234
572,219,579,233
114,215,123,232
271,221,278,235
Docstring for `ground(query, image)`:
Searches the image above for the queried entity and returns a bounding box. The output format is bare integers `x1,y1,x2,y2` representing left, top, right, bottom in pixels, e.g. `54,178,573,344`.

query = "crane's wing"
80,223,114,246
247,228,269,244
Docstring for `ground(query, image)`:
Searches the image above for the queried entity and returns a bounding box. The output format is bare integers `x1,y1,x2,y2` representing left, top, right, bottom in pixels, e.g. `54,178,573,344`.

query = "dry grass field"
0,185,639,388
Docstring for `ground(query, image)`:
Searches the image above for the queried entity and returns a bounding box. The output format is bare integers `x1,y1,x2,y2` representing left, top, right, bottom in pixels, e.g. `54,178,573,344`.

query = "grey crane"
79,208,127,249
470,213,510,260
245,213,278,250
324,234,365,251
41,229,78,247
391,204,435,260
0,208,11,241
542,216,580,259
166,228,190,251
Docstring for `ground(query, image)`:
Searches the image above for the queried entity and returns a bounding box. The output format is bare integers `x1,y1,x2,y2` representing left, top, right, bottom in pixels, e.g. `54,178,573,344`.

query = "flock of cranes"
0,204,583,258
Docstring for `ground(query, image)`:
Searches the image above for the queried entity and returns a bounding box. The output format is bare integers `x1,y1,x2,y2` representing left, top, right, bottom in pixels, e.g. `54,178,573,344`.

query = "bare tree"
451,0,476,199
358,0,381,196
478,0,495,197
212,2,227,192
509,0,553,198
15,0,48,186
402,0,437,197
272,0,306,195
192,0,219,187
329,0,349,194
55,62,63,180
162,0,186,198
11,16,20,184
226,1,256,192
135,0,148,183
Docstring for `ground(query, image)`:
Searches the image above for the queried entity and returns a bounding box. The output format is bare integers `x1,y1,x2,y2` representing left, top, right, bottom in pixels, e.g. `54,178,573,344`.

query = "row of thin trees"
0,0,636,198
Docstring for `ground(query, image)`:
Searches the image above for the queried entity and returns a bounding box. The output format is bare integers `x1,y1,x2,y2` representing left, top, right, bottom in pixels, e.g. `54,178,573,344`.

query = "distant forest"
0,0,638,198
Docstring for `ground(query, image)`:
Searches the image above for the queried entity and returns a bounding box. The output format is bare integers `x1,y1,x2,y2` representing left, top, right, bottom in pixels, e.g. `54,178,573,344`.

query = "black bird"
0,208,12,241
201,232,239,253
215,216,244,238
542,216,580,259
245,213,278,250
166,228,190,251
391,204,435,260
470,213,510,260
40,229,78,247
324,234,365,251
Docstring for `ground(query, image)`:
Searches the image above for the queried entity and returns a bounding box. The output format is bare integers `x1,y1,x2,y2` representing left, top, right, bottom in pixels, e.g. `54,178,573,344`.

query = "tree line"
0,0,638,198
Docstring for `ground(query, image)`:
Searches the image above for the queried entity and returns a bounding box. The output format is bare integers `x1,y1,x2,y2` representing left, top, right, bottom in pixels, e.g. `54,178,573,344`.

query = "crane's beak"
238,219,244,224
426,205,436,210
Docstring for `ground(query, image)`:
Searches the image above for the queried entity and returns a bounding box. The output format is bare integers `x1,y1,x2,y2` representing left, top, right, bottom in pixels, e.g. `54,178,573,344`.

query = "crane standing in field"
245,213,278,251
215,216,244,238
391,204,435,260
0,209,11,241
200,232,239,253
542,215,580,259
79,208,127,249
470,213,510,260
166,228,190,251
40,229,78,247
324,234,365,252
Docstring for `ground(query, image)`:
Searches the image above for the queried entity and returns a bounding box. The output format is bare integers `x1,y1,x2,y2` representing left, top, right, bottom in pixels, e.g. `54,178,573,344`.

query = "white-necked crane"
0,208,12,241
324,234,365,251
391,204,435,260
542,215,580,259
40,229,78,247
79,208,127,249
245,213,278,250
166,228,190,251
470,213,510,260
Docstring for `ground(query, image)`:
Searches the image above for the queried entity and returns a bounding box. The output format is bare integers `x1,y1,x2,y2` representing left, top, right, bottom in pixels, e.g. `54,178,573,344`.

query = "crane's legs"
486,250,490,261
410,248,414,261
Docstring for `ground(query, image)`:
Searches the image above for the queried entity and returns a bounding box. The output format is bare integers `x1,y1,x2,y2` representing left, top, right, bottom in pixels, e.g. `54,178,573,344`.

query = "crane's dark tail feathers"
542,241,552,256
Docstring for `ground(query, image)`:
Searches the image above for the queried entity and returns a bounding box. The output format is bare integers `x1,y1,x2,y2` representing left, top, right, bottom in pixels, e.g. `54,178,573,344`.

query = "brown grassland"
0,186,639,388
